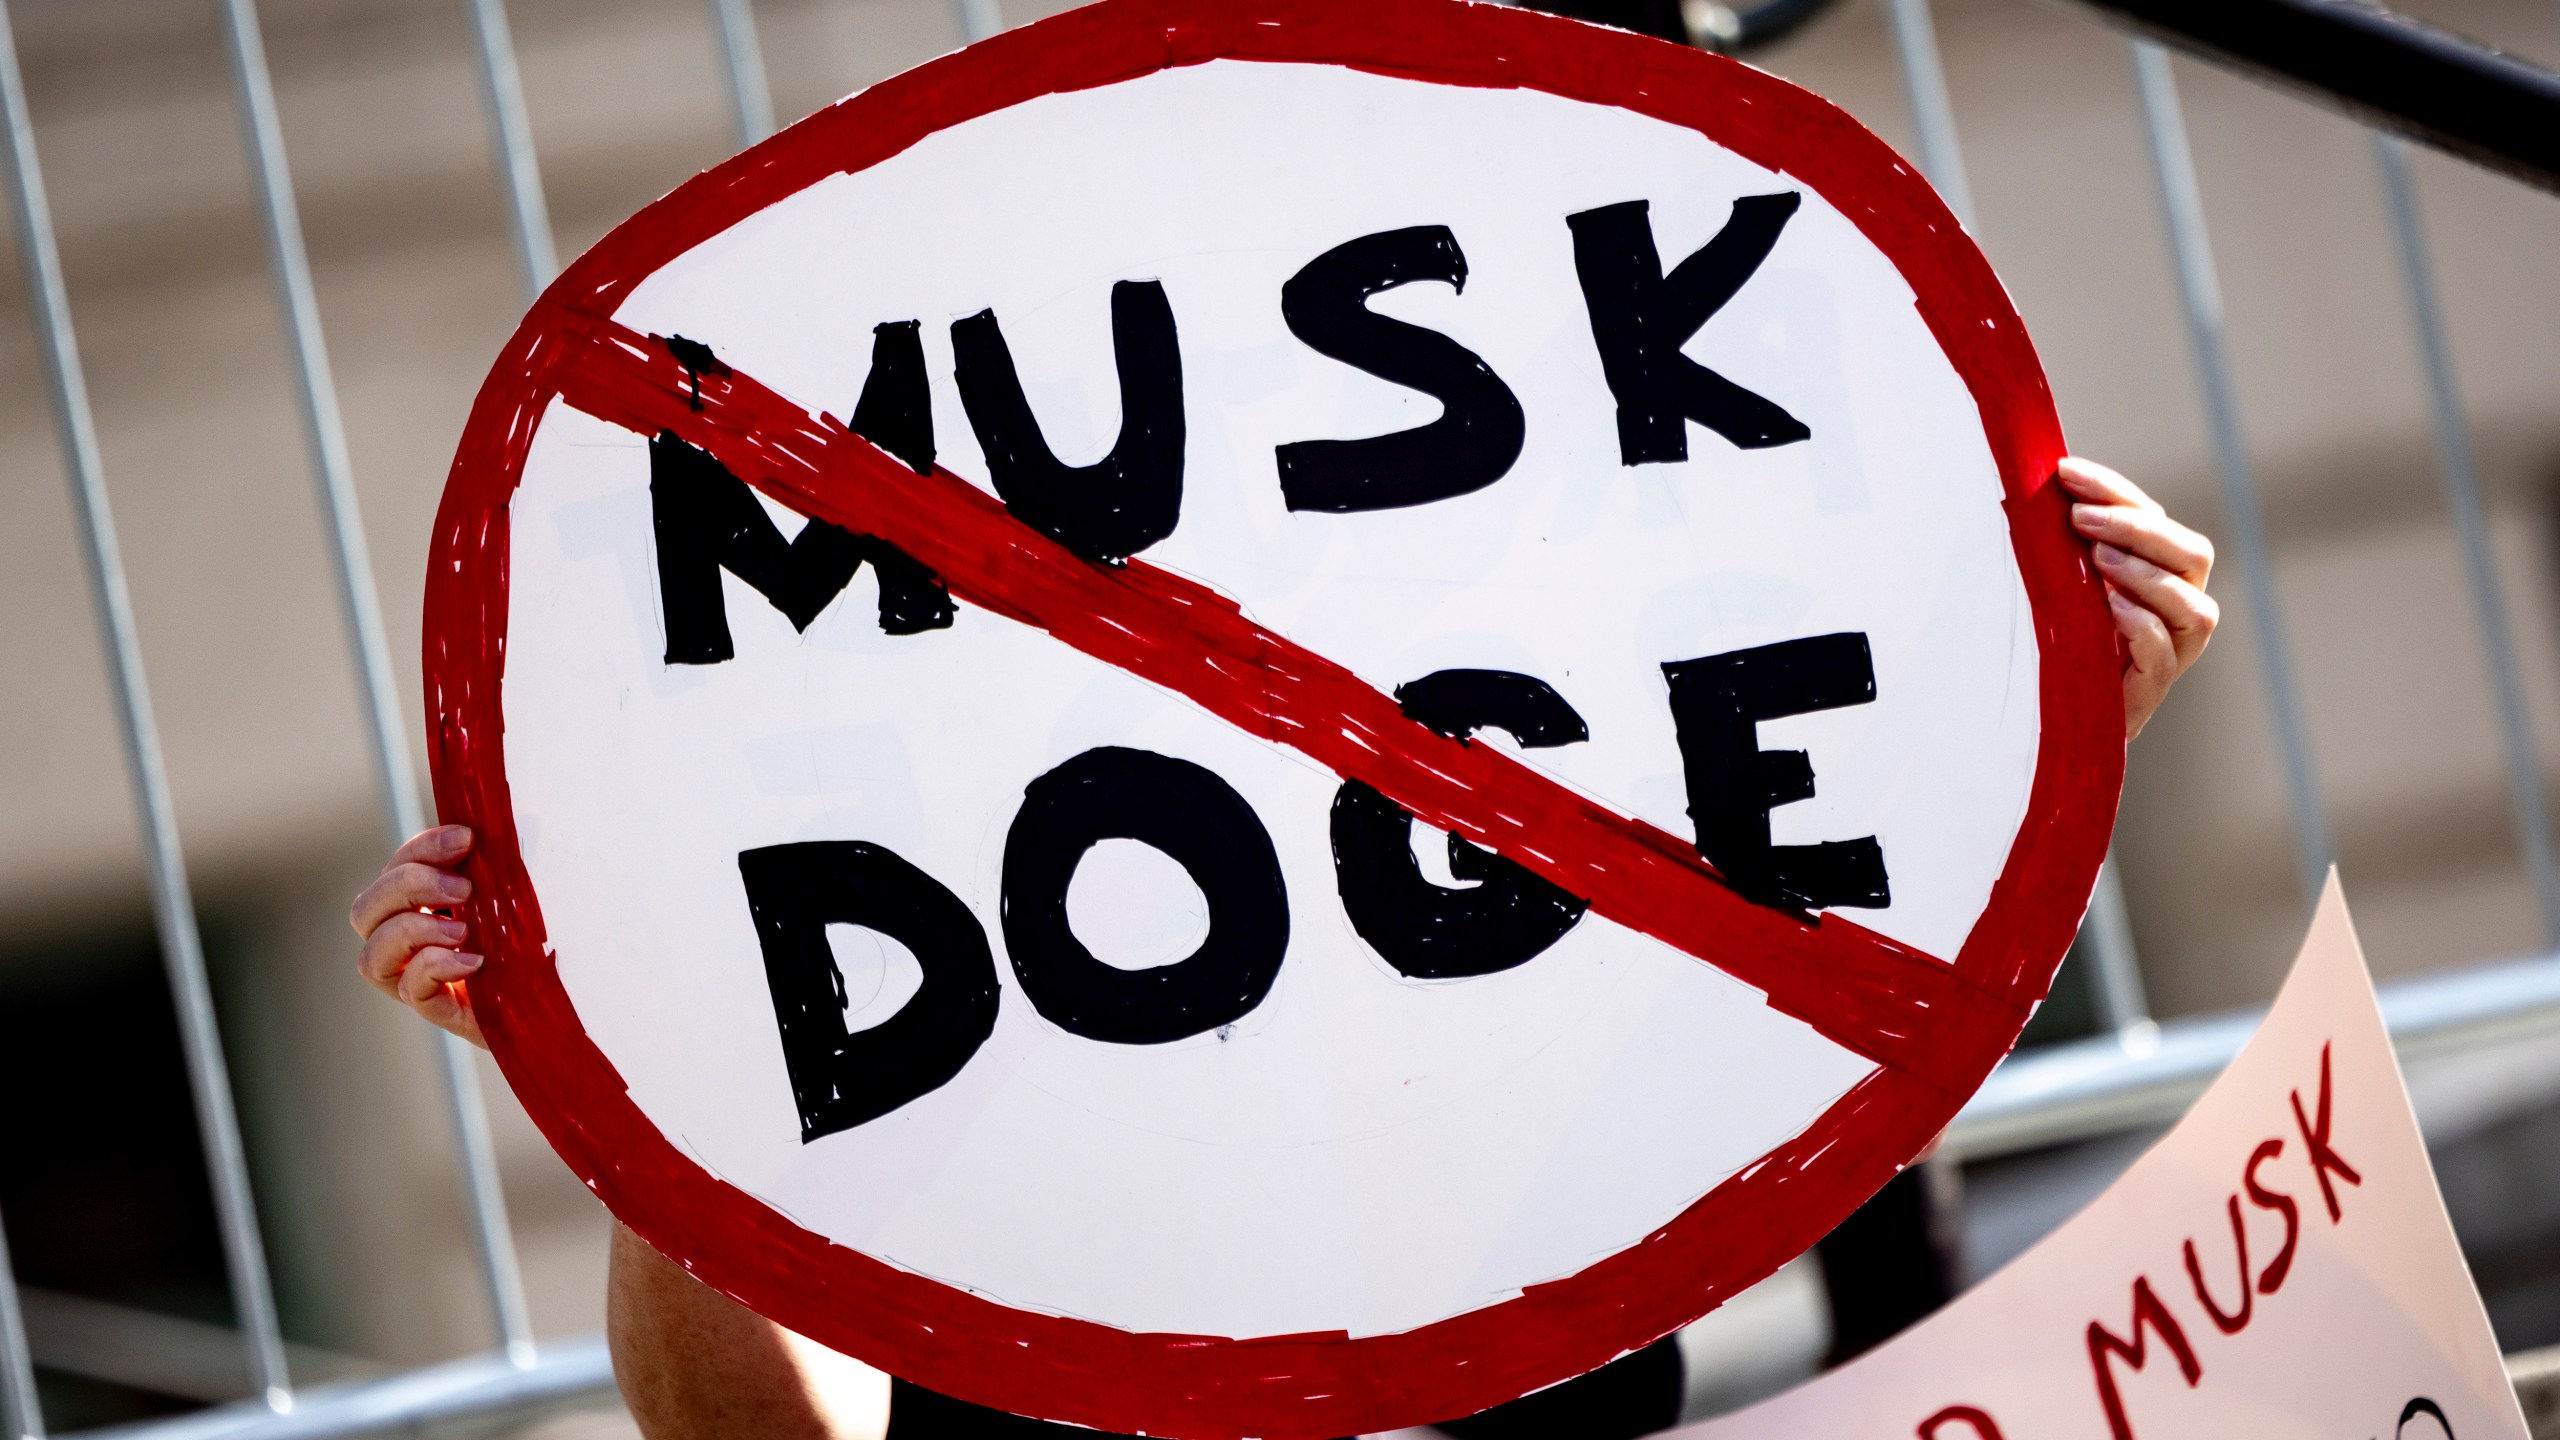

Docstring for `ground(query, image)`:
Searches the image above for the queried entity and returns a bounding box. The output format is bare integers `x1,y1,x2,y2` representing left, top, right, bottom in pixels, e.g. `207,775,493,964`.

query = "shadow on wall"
0,907,246,1430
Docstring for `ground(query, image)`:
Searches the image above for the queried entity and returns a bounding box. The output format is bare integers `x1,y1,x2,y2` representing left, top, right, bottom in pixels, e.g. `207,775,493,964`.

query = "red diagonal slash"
536,307,2021,1094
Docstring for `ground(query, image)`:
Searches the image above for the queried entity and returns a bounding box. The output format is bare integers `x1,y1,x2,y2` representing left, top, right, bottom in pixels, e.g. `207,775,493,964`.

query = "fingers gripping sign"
423,1,2121,1433
352,825,485,1047
2059,457,2220,738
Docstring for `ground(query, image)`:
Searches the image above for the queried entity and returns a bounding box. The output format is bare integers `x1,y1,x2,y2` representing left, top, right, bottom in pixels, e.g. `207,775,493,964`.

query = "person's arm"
350,830,890,1440
609,1223,889,1440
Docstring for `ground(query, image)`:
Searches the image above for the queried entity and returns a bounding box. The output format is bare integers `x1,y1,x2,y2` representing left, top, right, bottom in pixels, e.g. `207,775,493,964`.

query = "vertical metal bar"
214,0,537,1372
1876,0,2169,1020
705,0,774,146
953,0,1005,45
462,0,557,299
2,0,290,1412
441,1062,535,1367
1874,0,2172,1025
2129,40,2333,906
211,0,410,843
2084,859,2159,1050
2371,134,2560,944
0,1216,37,1440
1878,0,1976,227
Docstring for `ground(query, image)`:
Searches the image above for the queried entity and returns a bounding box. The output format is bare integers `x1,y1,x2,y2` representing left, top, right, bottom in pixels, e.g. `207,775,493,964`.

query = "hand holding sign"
350,823,484,1046
415,0,2132,1432
2056,458,2220,739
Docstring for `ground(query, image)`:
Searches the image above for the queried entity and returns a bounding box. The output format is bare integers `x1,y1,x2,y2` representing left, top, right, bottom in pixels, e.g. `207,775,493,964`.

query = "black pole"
1514,0,1845,53
2076,0,2560,193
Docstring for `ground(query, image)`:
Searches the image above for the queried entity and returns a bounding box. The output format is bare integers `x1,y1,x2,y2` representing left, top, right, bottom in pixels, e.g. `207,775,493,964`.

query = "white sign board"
424,0,2120,1431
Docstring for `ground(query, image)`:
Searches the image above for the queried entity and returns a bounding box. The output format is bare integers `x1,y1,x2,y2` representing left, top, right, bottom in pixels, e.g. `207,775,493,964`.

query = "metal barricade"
2,0,289,1423
0,0,2556,1433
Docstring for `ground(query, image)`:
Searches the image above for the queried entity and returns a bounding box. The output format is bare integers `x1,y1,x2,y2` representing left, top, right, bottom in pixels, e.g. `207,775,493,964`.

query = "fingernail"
2108,589,2138,611
439,825,474,850
438,918,469,943
453,952,484,972
438,874,472,900
2093,542,2126,567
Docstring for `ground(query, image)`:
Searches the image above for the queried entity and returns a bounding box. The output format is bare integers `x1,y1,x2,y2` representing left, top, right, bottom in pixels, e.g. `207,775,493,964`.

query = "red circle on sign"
424,1,2118,1434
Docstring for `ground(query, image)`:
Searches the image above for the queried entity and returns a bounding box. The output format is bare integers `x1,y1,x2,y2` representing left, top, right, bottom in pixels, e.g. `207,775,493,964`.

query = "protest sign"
422,0,2119,1431
1664,879,2532,1440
